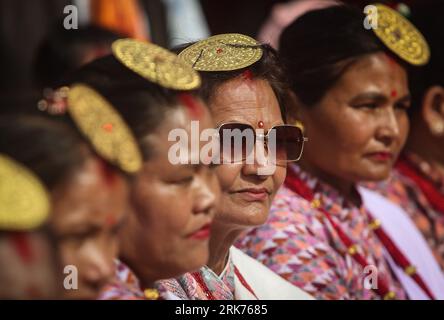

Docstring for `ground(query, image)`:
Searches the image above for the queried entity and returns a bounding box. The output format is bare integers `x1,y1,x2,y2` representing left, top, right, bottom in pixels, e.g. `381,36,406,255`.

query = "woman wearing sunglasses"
63,39,221,300
237,4,444,299
158,34,313,299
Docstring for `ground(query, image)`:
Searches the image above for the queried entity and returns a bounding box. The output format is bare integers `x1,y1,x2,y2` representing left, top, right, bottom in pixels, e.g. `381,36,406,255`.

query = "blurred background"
0,0,438,114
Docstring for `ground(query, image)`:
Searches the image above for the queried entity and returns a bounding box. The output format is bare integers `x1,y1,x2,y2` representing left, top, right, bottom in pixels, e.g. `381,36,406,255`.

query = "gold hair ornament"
0,154,50,231
67,84,143,174
112,38,201,90
178,33,263,71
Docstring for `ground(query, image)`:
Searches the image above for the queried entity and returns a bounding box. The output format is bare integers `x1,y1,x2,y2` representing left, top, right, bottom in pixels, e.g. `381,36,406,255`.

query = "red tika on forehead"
10,232,35,265
384,54,399,99
178,93,203,119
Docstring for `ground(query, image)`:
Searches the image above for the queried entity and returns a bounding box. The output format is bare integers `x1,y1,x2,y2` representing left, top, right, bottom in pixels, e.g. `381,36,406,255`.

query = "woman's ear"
421,86,444,137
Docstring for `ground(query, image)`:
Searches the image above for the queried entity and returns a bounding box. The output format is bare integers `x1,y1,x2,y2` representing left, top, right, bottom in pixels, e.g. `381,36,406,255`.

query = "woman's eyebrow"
349,92,387,104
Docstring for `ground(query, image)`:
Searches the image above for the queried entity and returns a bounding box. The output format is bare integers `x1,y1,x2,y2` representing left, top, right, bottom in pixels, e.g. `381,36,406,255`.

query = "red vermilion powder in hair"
178,93,203,119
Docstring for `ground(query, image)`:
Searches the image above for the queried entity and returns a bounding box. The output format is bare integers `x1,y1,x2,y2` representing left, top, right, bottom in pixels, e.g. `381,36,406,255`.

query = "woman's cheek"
272,166,286,192
159,192,193,233
215,164,241,191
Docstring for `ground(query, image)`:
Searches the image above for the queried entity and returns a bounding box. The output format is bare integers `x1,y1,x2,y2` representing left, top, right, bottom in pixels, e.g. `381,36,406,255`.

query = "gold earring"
294,120,305,133
432,121,444,136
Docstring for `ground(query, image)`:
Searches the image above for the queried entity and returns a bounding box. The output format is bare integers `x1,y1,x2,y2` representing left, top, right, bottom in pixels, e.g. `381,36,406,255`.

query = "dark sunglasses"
216,122,307,164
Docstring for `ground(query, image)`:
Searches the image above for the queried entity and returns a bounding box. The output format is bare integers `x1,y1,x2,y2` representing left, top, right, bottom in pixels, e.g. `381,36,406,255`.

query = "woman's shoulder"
363,169,438,219
270,185,326,225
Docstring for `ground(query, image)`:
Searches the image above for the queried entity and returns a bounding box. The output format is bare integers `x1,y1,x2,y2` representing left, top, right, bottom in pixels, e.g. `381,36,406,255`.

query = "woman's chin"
360,169,392,182
231,210,269,228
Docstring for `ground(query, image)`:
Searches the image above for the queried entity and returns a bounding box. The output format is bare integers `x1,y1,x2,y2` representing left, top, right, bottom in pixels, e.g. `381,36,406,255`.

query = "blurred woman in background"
63,39,221,300
0,152,59,299
0,112,131,300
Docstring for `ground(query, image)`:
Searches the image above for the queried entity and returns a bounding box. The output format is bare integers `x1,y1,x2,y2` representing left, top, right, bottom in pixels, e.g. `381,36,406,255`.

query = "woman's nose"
375,108,402,146
193,176,219,215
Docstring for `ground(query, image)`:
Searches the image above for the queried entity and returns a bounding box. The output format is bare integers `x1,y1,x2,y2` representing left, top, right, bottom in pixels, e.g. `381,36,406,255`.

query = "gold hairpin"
112,38,201,90
0,154,50,231
370,3,430,66
178,33,263,71
67,84,143,174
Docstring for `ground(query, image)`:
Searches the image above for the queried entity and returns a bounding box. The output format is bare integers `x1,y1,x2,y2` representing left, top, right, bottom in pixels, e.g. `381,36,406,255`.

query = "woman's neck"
119,255,156,290
298,160,360,205
207,222,244,275
140,279,156,291
119,224,157,291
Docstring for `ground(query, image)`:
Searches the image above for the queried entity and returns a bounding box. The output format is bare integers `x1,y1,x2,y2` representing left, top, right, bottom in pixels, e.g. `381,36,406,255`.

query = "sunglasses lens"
270,126,304,162
218,123,255,163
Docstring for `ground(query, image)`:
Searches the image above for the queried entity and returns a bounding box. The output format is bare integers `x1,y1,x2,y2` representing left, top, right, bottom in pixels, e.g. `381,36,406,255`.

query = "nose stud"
258,121,264,128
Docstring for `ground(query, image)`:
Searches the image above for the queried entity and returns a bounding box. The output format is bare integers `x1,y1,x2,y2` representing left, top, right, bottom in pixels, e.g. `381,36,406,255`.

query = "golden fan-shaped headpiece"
112,38,201,90
370,3,430,66
0,154,50,231
178,33,263,71
67,84,143,174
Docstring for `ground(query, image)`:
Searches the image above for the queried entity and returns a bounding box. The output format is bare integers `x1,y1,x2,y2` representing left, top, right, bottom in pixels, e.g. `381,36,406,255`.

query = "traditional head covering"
67,84,143,174
178,33,263,72
112,38,201,89
0,154,50,231
369,3,430,66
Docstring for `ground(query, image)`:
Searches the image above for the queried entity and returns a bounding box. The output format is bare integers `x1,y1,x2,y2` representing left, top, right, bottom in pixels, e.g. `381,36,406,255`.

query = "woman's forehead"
210,79,281,121
329,53,408,98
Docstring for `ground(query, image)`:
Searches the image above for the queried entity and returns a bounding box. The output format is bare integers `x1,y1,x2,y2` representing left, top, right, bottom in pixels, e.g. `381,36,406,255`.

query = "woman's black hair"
61,54,196,160
172,43,290,121
33,23,121,89
279,4,406,108
0,115,88,190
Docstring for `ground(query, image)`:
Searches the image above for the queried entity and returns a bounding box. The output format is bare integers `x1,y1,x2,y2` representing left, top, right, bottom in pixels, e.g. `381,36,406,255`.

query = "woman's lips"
187,223,212,240
234,188,270,201
366,152,394,162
